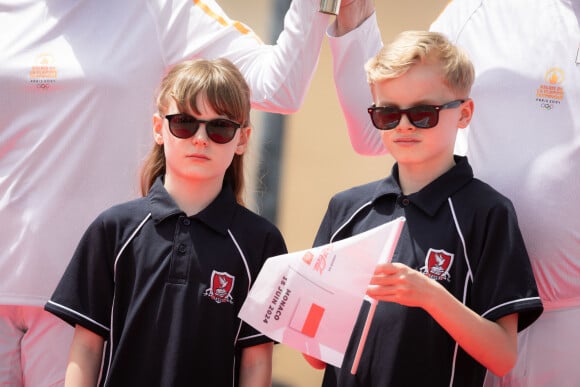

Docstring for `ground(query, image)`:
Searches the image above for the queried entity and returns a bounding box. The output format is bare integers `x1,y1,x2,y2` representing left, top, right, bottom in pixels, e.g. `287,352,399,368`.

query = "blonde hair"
140,58,251,204
365,30,474,97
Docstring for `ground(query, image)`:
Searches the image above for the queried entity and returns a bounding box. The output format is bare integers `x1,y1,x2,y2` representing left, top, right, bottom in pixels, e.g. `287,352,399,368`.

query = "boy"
305,31,543,387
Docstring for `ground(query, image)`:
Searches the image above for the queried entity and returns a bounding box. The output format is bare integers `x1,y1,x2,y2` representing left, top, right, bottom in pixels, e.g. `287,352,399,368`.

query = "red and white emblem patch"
204,270,235,304
420,248,454,282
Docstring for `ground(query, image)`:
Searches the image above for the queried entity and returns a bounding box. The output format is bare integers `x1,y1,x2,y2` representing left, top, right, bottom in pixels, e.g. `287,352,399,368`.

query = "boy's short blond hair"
365,30,475,97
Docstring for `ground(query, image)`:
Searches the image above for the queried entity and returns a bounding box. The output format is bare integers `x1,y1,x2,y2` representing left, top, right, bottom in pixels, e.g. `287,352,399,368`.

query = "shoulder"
65,198,152,275
98,197,150,223
233,205,280,233
323,179,386,226
329,179,383,210
459,178,516,212
230,205,286,248
227,206,288,271
86,197,151,237
319,179,387,236
430,0,489,38
448,177,521,230
431,0,529,38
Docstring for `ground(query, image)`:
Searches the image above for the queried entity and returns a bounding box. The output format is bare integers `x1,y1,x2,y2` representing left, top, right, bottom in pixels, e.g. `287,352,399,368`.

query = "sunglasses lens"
407,106,438,128
166,115,240,143
370,107,401,130
168,115,198,138
205,119,239,144
369,100,462,130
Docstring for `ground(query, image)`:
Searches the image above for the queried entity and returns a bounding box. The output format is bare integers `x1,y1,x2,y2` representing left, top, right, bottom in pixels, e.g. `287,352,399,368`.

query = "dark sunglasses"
368,99,465,130
164,113,242,144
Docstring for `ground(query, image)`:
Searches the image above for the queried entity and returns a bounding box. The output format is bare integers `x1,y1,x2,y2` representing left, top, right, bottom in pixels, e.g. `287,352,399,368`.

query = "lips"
393,137,419,143
187,153,210,160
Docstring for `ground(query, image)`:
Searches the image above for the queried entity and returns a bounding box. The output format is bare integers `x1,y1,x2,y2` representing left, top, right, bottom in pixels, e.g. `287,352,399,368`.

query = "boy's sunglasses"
368,99,465,130
164,113,242,144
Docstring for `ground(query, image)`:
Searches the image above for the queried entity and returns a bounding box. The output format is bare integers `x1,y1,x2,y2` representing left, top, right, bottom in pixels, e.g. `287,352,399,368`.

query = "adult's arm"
152,0,380,115
328,6,386,155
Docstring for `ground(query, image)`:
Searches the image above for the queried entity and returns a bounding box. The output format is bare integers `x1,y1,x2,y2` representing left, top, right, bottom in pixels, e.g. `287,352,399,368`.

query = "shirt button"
182,218,191,226
178,244,187,254
401,198,410,206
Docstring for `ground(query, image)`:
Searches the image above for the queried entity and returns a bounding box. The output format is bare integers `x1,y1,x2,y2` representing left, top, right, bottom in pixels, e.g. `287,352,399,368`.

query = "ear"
153,113,164,145
235,126,252,155
457,99,474,129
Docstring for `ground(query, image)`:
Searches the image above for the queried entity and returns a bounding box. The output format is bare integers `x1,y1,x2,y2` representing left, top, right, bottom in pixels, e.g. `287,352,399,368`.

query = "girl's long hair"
140,58,251,205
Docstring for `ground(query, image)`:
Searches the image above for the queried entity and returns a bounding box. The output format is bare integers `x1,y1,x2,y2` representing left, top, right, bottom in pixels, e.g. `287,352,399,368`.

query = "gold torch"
319,0,341,15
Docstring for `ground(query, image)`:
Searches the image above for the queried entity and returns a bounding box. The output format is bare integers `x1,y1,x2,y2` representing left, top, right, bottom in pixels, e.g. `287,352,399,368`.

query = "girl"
45,58,286,387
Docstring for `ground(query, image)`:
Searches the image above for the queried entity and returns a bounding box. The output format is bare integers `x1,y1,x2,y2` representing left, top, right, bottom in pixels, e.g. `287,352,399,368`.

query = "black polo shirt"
45,178,287,387
318,156,543,387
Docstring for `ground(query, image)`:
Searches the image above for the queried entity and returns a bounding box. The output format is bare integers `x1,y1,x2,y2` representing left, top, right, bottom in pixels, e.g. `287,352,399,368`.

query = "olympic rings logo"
540,103,553,110
30,80,54,90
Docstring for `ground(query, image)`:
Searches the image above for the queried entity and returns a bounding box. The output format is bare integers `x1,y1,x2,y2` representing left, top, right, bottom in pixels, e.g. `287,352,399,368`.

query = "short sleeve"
238,224,288,348
45,213,116,339
469,200,543,332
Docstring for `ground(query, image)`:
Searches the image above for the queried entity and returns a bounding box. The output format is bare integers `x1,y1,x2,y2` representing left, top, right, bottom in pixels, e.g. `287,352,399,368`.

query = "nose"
192,123,209,146
396,112,416,131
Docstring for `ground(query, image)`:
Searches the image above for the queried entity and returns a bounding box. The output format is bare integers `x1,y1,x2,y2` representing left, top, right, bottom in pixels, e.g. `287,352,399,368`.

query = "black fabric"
316,156,542,387
46,178,287,386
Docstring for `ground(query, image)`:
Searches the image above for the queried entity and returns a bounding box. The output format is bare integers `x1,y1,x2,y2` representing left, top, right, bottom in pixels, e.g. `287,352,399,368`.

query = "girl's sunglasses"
165,113,242,144
368,99,465,130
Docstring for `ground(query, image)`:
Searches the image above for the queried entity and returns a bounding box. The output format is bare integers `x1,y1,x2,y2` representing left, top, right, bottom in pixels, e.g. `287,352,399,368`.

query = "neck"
163,174,223,216
397,156,455,195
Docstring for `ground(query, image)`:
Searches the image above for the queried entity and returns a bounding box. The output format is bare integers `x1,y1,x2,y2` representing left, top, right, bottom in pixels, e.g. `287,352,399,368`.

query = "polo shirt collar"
372,156,474,216
148,177,238,235
148,178,182,223
193,182,238,236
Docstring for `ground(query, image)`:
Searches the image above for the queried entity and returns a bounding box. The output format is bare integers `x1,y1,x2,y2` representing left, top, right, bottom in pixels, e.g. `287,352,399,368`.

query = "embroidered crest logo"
204,270,235,304
420,248,454,282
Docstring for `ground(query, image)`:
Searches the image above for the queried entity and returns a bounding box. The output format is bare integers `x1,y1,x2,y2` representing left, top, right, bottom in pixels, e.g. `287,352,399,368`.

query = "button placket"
168,216,193,284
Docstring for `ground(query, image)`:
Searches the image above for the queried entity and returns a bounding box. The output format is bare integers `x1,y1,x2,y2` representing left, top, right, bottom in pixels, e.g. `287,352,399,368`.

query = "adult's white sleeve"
429,0,480,156
328,13,386,155
151,0,331,114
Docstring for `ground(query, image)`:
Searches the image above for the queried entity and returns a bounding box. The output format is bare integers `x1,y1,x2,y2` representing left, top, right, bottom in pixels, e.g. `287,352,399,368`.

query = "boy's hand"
366,262,441,308
302,353,327,370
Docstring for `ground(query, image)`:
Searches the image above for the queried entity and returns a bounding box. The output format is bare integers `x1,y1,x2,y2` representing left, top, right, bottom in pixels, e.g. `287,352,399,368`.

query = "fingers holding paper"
367,262,443,309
